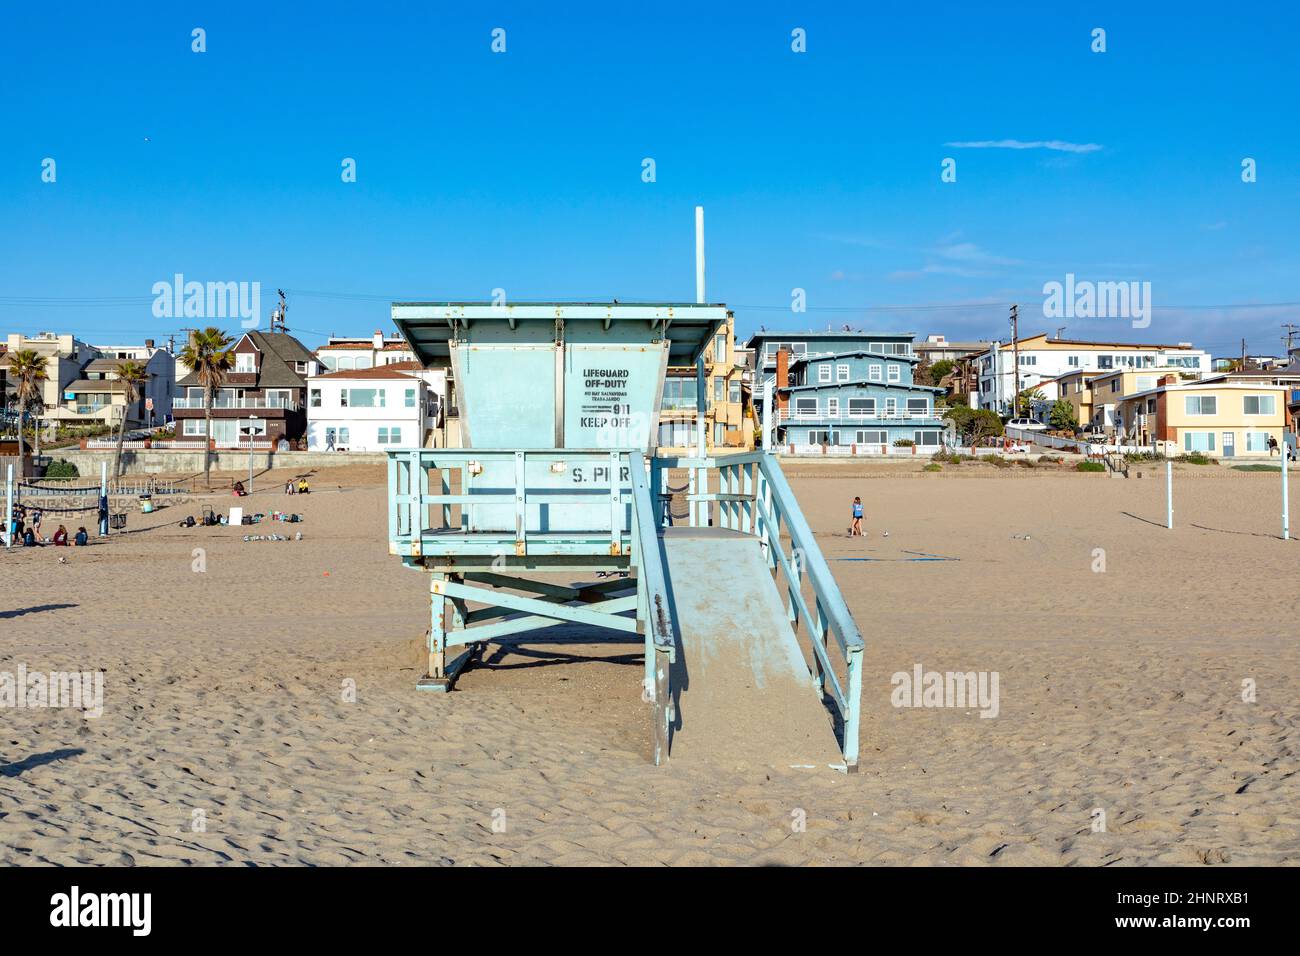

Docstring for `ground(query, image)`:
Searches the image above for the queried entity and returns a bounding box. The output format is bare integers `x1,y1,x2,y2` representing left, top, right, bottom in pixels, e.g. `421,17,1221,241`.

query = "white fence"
1004,427,1156,456
86,439,146,450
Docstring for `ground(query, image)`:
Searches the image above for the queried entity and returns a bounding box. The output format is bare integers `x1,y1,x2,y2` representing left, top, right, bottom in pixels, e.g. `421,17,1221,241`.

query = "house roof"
998,334,1198,352
177,330,313,389
1121,381,1288,402
316,341,412,351
789,348,921,368
310,361,424,380
1198,362,1300,382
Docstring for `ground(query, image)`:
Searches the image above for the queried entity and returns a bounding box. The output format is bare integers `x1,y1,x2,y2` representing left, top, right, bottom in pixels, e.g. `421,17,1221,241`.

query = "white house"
314,331,415,372
306,361,439,452
975,334,1212,416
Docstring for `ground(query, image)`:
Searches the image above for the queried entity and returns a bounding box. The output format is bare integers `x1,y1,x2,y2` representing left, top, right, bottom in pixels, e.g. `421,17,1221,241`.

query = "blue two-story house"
773,334,947,448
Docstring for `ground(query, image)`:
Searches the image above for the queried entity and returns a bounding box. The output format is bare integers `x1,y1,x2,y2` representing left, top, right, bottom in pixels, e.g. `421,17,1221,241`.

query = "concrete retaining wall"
41,448,389,475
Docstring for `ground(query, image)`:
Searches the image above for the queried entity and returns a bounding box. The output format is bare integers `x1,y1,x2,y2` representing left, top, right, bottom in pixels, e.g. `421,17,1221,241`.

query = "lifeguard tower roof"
392,301,729,367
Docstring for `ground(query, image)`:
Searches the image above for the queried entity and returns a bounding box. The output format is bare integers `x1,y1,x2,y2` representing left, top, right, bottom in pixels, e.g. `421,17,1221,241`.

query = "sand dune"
1,462,1296,865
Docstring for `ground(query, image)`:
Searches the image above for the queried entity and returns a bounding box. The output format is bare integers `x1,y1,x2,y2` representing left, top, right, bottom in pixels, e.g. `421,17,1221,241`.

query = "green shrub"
1077,460,1105,472
1231,464,1279,473
1176,453,1216,465
44,459,80,480
893,438,915,447
923,463,942,472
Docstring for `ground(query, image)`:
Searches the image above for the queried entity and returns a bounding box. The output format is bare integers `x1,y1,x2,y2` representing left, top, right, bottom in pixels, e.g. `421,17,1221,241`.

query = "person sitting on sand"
74,526,89,546
233,480,247,497
297,478,310,494
52,524,69,546
22,527,38,547
285,478,296,495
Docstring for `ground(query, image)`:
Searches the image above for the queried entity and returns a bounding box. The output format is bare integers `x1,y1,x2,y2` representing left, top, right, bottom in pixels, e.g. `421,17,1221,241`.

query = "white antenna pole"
695,206,706,304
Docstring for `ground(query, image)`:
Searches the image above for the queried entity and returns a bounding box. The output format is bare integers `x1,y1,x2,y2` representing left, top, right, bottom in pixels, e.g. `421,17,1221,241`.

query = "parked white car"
1005,417,1047,432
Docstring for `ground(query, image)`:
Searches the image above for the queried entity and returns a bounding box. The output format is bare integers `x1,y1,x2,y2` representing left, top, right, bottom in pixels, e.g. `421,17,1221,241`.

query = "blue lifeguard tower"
386,302,863,769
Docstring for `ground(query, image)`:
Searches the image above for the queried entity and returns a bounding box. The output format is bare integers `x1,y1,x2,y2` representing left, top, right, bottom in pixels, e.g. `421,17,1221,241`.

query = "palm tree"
8,350,48,475
111,360,148,480
178,328,234,486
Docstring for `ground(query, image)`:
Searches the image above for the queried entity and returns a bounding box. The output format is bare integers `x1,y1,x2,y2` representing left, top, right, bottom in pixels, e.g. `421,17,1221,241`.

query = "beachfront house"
745,329,920,445
657,312,752,453
974,335,1212,416
314,331,416,371
48,342,176,431
1,332,95,423
173,330,318,447
1046,365,1205,433
771,333,947,450
306,361,440,452
1113,375,1287,457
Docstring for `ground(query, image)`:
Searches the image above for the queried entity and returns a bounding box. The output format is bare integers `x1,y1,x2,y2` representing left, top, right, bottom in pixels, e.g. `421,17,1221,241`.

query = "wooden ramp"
660,528,843,770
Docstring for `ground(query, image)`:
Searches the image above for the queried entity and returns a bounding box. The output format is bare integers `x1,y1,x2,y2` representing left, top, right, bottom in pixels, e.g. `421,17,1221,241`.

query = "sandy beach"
2,460,1296,866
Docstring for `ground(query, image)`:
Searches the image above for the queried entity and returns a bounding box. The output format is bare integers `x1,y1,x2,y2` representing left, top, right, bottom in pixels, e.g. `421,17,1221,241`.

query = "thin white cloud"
945,139,1103,154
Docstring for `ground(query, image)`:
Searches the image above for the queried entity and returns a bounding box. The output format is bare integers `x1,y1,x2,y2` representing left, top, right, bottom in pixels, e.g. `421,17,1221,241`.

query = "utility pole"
1282,323,1299,360
270,290,289,333
1010,305,1020,417
1240,337,1247,371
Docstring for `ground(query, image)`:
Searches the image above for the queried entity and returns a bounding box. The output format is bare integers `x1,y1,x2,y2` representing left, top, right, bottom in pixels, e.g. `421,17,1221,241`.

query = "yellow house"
1115,376,1286,457
1081,367,1202,432
657,312,753,453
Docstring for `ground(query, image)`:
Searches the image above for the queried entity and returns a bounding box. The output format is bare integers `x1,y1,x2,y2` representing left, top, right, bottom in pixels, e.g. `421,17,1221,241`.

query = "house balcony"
776,408,945,425
173,397,300,412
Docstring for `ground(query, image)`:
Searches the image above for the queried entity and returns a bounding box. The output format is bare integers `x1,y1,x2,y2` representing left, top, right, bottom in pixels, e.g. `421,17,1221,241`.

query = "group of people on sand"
284,477,310,495
7,504,88,548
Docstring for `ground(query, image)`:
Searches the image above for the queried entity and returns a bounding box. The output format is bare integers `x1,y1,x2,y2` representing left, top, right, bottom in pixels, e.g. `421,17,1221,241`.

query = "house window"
885,398,897,416
1018,355,1037,366
1245,432,1269,452
714,334,727,363
847,397,875,416
404,388,416,408
343,388,384,408
906,398,928,415
235,352,257,373
826,397,840,417
714,377,724,402
1098,356,1114,369
855,430,886,444
310,388,321,408
729,380,741,403
914,430,941,446
806,430,840,446
378,426,403,445
818,365,832,383
1110,381,1120,393
182,418,206,436
887,364,900,383
1183,431,1216,452
1067,356,1080,367
338,427,350,446
794,397,818,416
869,364,882,382
1243,394,1276,415
836,364,849,382
1147,398,1156,413
1184,395,1217,415
713,422,726,444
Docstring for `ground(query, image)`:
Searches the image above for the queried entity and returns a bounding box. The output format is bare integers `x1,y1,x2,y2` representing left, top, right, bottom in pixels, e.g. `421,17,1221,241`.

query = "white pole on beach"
5,463,12,549
1282,443,1290,540
695,205,706,305
1166,458,1173,530
248,414,255,495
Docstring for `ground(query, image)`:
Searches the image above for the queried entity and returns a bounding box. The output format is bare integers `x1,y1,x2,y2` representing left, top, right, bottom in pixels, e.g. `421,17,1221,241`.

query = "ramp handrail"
629,452,676,765
652,450,864,769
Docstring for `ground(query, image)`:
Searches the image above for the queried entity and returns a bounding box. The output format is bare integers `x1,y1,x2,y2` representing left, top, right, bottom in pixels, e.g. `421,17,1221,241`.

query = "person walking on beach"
849,496,864,537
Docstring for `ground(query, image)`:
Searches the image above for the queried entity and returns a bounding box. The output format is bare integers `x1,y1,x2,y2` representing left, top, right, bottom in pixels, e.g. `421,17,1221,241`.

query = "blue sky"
2,2,1297,360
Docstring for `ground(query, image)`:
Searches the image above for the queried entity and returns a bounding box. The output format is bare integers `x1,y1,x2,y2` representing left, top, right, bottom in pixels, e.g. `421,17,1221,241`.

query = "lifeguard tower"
386,302,863,770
